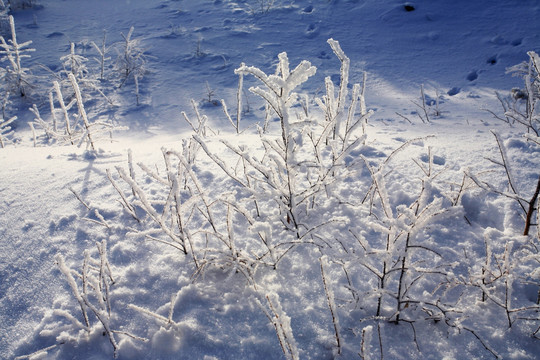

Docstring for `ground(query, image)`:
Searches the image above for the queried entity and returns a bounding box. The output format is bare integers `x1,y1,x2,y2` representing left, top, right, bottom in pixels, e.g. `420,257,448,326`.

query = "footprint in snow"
403,3,415,12
490,35,522,47
486,55,497,65
302,5,314,14
305,23,319,39
48,214,77,234
317,51,331,60
466,70,478,82
447,87,460,96
511,38,523,46
490,35,509,45
420,153,445,166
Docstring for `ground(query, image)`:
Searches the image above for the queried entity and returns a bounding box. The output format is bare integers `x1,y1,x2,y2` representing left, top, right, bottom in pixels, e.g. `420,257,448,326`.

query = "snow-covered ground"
1,0,540,359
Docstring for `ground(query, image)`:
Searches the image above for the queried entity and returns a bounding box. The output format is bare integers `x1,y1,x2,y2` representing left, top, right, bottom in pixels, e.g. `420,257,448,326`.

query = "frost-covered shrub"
39,241,145,359
60,42,91,83
115,26,147,104
51,42,112,105
0,113,15,147
342,143,462,322
463,51,540,341
91,31,112,82
100,39,375,357
491,51,540,136
116,27,146,86
471,229,540,327
194,40,371,265
30,74,124,149
72,39,539,359
480,52,540,237
0,15,35,98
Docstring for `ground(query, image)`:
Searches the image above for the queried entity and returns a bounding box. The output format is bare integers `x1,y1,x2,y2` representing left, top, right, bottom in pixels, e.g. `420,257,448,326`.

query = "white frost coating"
504,240,515,314
249,86,281,117
69,73,94,150
53,80,73,137
0,15,34,96
55,254,90,329
524,133,540,146
193,134,247,187
361,325,373,360
285,60,317,97
278,51,290,79
537,198,540,242
417,179,433,213
492,131,518,195
409,197,459,240
327,38,349,117
6,3,540,358
344,82,360,136
265,292,299,360
236,62,244,130
235,54,316,131
360,154,394,219
116,166,188,253
359,71,368,116
320,255,341,355
0,115,15,148
373,169,393,219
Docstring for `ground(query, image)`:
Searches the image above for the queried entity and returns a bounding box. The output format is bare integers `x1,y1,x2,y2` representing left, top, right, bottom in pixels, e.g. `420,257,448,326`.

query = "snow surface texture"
1,0,540,359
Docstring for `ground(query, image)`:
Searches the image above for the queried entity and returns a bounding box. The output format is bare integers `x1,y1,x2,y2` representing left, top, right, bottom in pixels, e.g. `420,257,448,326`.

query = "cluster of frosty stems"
30,74,121,149
0,15,34,97
54,240,146,358
0,114,15,147
98,39,540,359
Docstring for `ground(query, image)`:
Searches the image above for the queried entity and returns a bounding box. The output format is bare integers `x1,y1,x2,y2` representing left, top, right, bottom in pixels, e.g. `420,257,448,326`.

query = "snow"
1,0,540,359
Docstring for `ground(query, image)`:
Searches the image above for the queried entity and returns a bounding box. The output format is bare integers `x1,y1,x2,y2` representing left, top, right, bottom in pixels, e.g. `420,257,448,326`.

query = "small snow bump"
490,35,508,45
46,32,63,38
427,31,439,41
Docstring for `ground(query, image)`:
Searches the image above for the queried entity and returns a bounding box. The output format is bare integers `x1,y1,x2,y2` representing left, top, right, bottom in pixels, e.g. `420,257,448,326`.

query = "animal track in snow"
403,3,415,12
305,23,319,38
466,70,478,82
420,153,446,166
302,5,313,14
486,55,497,65
447,87,460,96
511,38,523,46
